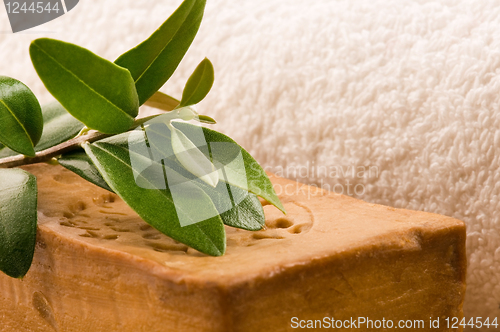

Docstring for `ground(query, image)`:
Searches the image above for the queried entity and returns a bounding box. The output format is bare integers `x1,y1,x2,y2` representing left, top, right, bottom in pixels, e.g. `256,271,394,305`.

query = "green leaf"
197,179,265,231
219,192,265,230
179,58,214,108
197,115,217,124
0,168,37,278
58,150,113,192
30,38,139,134
0,76,43,157
115,0,207,105
144,91,179,112
179,58,214,107
83,133,226,256
0,101,85,158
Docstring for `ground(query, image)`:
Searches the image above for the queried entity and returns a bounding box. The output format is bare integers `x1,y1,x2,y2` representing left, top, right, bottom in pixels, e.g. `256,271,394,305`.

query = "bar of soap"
0,164,466,331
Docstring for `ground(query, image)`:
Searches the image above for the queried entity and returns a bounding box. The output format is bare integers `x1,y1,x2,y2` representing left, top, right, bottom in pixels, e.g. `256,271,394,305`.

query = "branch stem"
0,131,110,169
0,112,197,169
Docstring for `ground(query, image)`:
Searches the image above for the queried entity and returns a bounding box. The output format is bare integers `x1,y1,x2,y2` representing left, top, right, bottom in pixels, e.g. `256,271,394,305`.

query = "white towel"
1,0,499,324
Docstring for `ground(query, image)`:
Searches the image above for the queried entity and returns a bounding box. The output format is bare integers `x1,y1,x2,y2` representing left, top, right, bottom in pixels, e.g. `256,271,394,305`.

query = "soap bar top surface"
24,164,465,287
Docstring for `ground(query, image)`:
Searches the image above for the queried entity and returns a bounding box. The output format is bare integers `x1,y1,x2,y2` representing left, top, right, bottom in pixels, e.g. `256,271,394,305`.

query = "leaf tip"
24,150,36,158
276,202,287,215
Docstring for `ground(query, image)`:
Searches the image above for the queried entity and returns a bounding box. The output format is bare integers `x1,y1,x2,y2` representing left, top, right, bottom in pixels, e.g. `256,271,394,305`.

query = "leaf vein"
0,99,33,146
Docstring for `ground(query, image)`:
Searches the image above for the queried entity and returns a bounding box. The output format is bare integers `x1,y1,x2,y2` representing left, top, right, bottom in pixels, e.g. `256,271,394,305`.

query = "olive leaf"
30,38,139,134
219,191,265,230
0,76,43,157
58,150,113,192
0,101,84,158
115,0,206,105
0,168,37,278
197,115,217,124
179,58,214,108
83,133,226,256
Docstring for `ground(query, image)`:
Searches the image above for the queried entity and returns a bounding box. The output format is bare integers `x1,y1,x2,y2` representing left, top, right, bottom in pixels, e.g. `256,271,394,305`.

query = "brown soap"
0,164,466,332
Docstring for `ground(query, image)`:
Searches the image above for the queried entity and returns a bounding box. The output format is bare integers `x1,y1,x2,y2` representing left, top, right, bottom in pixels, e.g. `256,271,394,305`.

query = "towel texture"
1,0,499,324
